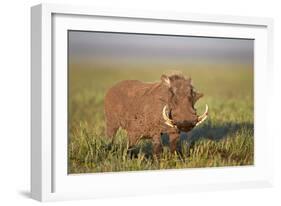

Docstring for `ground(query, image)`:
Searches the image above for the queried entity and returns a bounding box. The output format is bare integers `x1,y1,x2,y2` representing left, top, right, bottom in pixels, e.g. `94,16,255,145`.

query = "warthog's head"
161,74,208,132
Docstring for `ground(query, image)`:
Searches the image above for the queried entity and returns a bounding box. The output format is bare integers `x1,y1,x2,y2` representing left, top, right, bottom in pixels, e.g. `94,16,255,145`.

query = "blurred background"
68,31,254,173
69,31,253,69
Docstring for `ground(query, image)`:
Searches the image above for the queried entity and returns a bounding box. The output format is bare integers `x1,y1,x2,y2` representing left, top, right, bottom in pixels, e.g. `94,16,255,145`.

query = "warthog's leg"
152,136,162,154
105,118,119,140
169,133,179,153
106,125,118,139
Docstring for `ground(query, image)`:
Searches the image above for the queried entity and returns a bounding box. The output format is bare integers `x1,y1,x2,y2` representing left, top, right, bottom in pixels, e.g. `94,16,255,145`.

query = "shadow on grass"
129,121,253,157
188,121,254,142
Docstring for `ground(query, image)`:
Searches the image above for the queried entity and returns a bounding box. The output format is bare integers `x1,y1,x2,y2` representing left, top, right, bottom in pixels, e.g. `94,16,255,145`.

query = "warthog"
104,74,208,154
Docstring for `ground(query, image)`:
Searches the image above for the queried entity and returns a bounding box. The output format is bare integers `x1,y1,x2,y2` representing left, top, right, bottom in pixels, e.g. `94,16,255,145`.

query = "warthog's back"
104,79,163,143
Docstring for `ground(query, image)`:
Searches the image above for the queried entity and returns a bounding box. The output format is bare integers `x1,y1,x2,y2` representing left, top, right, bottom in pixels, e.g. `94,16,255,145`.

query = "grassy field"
68,64,254,174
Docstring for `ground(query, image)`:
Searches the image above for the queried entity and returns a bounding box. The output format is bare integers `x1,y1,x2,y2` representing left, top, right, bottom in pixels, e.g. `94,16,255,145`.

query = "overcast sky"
68,31,253,65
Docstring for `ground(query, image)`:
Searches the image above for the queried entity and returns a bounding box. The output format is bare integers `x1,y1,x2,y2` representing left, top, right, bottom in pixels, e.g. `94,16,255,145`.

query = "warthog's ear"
161,74,171,87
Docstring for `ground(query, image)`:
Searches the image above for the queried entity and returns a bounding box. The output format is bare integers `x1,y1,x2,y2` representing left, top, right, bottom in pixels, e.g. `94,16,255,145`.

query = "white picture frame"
31,3,274,202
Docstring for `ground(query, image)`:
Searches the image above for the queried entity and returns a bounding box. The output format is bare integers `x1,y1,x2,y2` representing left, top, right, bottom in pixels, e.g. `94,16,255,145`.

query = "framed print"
31,3,274,201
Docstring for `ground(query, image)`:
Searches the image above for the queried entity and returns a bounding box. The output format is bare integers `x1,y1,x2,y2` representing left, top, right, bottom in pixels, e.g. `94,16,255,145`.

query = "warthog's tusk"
195,104,208,127
162,105,177,128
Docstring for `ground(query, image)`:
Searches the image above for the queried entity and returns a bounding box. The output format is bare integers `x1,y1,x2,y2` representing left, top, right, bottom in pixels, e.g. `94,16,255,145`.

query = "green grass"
68,64,254,173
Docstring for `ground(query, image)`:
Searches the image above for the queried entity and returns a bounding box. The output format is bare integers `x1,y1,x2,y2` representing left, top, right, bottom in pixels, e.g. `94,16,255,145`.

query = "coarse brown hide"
104,74,207,154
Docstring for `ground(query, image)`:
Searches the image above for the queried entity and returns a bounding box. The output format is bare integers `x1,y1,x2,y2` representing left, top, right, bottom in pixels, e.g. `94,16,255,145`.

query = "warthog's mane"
168,74,187,81
162,70,188,79
164,72,191,83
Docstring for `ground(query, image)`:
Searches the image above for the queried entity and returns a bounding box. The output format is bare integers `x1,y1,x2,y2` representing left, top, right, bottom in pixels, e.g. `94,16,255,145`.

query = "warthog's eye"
191,87,196,96
190,88,197,106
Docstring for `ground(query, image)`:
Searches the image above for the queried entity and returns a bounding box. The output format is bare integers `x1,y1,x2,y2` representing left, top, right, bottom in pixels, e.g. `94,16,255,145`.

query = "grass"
68,64,254,174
